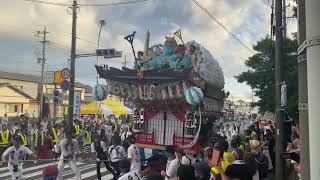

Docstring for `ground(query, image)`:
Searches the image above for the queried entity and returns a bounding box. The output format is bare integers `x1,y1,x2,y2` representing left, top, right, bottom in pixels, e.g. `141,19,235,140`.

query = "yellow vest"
83,131,92,145
18,133,27,146
34,130,44,147
224,151,235,164
74,125,80,136
52,129,58,143
211,160,230,175
0,130,9,145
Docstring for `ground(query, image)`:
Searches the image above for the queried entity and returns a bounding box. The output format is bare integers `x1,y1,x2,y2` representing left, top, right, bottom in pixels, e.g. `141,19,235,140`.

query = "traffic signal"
96,49,122,58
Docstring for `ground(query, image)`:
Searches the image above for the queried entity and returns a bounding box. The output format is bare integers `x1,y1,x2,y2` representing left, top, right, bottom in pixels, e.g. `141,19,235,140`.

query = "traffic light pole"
68,0,77,131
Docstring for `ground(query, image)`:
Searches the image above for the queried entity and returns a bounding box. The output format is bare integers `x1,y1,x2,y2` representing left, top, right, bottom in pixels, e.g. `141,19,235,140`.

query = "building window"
8,104,20,113
14,105,18,112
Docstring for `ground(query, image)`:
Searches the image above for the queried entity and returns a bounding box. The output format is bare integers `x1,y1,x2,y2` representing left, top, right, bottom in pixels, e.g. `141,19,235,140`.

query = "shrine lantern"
185,86,204,106
94,84,107,101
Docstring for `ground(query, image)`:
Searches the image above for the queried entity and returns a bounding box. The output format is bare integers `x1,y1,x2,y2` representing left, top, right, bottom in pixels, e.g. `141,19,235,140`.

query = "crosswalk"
0,161,114,180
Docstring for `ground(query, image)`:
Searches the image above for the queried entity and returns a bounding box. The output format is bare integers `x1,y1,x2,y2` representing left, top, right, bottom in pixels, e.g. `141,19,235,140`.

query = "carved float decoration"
96,29,226,153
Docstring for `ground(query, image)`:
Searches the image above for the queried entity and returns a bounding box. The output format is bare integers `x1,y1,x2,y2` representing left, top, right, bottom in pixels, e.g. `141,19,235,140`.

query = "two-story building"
0,70,92,119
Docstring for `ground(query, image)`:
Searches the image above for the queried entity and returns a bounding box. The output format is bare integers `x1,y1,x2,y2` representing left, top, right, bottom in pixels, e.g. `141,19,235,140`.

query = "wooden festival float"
95,30,227,154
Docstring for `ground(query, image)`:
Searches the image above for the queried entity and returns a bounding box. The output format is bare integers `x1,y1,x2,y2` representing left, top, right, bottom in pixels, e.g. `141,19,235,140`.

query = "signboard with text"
44,71,55,84
73,91,81,115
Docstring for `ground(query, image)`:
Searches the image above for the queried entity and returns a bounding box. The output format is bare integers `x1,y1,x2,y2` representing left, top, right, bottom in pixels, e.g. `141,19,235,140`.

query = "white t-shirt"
91,141,108,153
127,144,141,173
108,145,127,162
59,139,80,160
120,131,132,141
165,158,179,180
181,156,192,166
2,146,33,165
118,171,141,180
1,117,8,126
40,121,48,132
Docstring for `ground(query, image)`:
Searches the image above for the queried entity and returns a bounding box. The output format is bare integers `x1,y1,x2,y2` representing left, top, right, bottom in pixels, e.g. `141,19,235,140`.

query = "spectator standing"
194,161,211,180
224,148,254,180
176,147,192,166
127,136,141,174
177,165,195,180
142,155,163,179
1,113,8,128
249,140,269,179
161,145,179,180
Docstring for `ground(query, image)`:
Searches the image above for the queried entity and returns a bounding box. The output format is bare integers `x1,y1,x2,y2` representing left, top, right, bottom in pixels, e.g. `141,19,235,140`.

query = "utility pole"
122,55,129,68
53,83,57,119
283,0,287,38
36,27,49,122
297,0,310,179
305,0,320,179
275,0,285,179
68,0,78,130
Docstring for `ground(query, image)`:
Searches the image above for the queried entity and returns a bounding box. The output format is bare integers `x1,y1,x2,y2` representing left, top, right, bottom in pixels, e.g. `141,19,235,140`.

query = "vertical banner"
149,84,155,100
73,91,81,115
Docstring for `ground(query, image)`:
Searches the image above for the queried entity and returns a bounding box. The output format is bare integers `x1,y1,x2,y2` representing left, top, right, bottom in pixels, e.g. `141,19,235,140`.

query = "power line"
192,0,255,54
79,0,151,7
24,0,69,6
23,0,151,7
76,36,105,47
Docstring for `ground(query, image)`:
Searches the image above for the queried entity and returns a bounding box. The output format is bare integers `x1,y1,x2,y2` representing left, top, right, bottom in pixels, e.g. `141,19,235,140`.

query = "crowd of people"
0,113,301,180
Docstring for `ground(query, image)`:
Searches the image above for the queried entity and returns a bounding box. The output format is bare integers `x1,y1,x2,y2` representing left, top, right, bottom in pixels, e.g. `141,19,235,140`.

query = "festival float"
95,29,228,154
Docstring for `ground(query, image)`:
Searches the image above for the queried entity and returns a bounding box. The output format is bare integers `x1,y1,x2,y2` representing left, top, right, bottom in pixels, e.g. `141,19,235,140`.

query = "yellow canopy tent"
80,99,132,116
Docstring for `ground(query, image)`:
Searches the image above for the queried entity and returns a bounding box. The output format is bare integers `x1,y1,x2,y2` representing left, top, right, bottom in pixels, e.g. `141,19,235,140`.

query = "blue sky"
0,0,297,101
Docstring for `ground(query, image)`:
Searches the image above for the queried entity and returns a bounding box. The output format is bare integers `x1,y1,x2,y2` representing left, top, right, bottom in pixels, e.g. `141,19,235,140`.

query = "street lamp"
96,19,106,121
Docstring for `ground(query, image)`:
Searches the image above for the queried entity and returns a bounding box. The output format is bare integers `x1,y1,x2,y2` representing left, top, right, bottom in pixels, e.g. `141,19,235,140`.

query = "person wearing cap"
2,135,38,180
161,145,180,180
127,135,141,175
57,130,81,180
118,159,142,180
91,134,116,180
194,161,211,180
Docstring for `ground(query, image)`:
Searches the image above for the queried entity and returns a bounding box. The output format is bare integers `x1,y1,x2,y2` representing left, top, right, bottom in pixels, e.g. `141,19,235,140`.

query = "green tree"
236,36,298,118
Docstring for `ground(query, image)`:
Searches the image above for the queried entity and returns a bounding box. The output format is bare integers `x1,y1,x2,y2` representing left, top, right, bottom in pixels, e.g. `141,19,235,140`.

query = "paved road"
0,160,113,180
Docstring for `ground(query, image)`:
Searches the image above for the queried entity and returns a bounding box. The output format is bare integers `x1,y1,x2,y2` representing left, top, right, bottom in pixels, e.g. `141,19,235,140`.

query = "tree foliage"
236,36,298,118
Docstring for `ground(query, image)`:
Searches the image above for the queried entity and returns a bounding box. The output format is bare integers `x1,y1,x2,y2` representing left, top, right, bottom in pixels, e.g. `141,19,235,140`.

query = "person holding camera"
1,135,38,180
